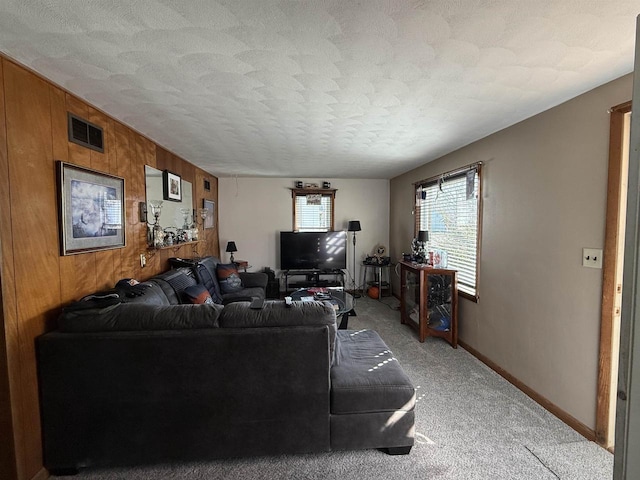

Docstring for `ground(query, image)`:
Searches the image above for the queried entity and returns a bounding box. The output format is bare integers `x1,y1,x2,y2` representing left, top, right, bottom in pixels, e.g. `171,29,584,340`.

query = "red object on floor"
367,286,379,299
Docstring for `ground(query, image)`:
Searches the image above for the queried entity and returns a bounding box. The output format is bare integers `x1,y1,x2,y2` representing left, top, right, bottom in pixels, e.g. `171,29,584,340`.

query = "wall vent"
67,113,104,153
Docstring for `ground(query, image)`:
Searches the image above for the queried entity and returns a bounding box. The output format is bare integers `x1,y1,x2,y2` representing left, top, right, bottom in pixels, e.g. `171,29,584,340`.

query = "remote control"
250,297,265,309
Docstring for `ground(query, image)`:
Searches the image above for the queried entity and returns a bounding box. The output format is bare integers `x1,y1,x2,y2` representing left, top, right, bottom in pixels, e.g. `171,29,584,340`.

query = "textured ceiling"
0,1,637,179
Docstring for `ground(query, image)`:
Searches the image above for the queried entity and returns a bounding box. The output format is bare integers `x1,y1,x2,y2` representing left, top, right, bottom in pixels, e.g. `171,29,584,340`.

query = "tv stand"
283,269,345,292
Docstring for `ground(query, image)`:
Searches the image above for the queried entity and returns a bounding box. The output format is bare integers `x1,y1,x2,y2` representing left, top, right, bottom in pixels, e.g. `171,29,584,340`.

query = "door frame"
596,100,631,448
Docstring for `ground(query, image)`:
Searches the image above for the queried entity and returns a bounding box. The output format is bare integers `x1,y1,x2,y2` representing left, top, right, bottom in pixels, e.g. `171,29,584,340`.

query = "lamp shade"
225,241,237,253
347,220,361,232
418,230,429,242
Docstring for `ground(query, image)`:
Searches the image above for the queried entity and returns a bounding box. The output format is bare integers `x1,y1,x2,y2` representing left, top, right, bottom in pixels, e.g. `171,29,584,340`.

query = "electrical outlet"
582,248,602,269
140,253,146,268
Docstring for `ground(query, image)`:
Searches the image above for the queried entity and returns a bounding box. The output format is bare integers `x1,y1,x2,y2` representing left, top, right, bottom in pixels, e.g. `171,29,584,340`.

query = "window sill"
459,290,478,303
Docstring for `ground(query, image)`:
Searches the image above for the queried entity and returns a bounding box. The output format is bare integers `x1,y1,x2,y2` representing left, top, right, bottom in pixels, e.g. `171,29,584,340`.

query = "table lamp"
225,241,237,263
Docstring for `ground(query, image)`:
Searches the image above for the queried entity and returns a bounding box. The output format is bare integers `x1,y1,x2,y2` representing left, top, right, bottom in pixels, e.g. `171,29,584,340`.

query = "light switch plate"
583,248,603,269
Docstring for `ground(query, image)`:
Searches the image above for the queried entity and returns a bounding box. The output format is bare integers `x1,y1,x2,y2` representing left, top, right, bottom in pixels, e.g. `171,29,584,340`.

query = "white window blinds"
416,165,481,297
295,194,332,232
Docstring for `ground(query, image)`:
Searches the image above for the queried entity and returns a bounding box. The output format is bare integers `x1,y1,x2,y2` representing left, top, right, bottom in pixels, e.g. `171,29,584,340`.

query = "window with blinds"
415,164,482,299
293,191,335,232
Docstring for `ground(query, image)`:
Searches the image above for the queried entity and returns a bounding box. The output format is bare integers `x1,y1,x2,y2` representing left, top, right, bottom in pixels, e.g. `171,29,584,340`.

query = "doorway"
596,101,631,450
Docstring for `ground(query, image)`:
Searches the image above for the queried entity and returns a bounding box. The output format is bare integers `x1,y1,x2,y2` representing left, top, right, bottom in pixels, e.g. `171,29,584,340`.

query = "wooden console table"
399,261,458,348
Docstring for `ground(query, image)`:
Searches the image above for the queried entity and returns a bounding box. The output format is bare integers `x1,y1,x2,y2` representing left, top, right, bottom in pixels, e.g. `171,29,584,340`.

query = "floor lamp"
348,221,362,298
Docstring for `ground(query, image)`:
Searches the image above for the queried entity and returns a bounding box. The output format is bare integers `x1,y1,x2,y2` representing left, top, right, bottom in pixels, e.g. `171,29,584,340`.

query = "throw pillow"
216,263,243,294
194,263,223,304
183,284,214,304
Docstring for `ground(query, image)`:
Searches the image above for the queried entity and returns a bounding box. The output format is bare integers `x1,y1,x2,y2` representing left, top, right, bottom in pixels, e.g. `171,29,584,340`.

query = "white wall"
218,177,389,291
390,74,633,430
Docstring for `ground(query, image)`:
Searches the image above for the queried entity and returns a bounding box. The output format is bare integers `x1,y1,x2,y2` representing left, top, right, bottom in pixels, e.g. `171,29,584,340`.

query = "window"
415,164,482,300
292,189,335,232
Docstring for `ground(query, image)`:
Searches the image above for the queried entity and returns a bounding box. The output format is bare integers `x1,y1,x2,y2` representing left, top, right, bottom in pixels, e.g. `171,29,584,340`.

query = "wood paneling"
60,93,98,300
4,59,59,479
0,56,219,480
0,57,19,480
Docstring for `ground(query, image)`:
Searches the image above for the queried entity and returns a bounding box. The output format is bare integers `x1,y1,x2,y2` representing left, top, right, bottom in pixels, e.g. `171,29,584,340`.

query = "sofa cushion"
216,263,243,293
330,330,415,415
117,281,171,306
221,286,265,304
59,303,223,332
220,300,337,359
183,284,214,304
151,268,198,304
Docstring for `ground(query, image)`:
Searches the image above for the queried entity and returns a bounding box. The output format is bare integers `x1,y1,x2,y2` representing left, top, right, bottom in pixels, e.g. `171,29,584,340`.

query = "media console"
283,269,346,292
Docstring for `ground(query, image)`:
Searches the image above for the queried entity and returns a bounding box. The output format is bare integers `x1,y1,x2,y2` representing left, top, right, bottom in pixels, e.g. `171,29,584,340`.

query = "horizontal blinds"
417,169,479,295
295,194,332,232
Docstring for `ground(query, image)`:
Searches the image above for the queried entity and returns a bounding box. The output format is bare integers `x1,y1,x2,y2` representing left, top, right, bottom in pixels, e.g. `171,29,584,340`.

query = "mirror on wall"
145,165,195,248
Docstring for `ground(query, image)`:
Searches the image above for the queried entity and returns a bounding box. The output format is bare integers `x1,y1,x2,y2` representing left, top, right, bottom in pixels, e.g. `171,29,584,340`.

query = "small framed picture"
163,170,182,202
57,161,125,255
203,199,215,229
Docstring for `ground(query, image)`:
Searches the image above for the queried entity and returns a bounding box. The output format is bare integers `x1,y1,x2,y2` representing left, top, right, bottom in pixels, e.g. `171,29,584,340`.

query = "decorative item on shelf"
192,207,208,241
163,227,175,246
295,180,303,188
348,220,362,298
430,248,448,268
364,244,390,265
305,183,319,189
179,207,193,241
147,200,164,248
323,181,331,189
180,208,192,230
226,241,237,263
411,230,429,264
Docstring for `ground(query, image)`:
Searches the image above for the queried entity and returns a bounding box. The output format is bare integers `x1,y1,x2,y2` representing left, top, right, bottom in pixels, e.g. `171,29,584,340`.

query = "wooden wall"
0,56,219,480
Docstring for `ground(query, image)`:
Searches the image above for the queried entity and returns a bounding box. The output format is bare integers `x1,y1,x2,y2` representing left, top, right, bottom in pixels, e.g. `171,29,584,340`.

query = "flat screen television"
280,231,347,271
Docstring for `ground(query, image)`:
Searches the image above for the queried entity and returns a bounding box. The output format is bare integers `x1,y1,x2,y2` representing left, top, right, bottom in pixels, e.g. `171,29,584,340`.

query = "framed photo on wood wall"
163,170,182,202
203,199,215,229
57,161,125,256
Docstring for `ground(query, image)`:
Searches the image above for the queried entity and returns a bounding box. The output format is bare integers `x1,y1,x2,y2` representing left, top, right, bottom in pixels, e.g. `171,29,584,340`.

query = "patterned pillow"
183,284,214,304
216,263,243,294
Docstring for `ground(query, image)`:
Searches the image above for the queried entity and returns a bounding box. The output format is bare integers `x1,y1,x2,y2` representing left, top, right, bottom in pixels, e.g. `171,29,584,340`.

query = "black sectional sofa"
36,257,416,474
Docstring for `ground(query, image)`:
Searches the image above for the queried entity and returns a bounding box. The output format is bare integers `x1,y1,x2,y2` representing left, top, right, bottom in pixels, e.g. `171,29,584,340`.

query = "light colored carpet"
54,296,613,479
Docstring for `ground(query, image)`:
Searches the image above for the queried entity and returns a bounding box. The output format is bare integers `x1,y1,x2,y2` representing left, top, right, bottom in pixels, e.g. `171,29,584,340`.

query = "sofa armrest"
239,271,268,289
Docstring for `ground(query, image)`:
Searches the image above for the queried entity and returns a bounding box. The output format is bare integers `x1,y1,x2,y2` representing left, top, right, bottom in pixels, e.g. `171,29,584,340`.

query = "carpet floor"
54,296,613,479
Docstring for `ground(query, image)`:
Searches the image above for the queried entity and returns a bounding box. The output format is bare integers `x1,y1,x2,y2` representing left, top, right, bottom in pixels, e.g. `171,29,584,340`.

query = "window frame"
414,163,483,302
291,188,336,232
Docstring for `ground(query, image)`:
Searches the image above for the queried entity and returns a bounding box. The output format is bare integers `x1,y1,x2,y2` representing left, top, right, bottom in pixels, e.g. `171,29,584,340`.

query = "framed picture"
163,170,182,202
57,161,125,256
203,199,215,229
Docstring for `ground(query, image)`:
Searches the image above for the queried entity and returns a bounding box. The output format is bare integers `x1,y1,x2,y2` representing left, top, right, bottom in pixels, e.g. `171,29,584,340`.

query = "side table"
360,263,391,299
234,260,250,272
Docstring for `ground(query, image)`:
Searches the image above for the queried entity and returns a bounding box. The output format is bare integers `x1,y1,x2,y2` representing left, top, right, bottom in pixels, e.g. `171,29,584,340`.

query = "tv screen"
280,231,347,271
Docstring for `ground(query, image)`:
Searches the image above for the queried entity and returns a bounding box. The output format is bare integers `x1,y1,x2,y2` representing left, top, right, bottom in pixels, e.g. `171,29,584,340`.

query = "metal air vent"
67,113,104,153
